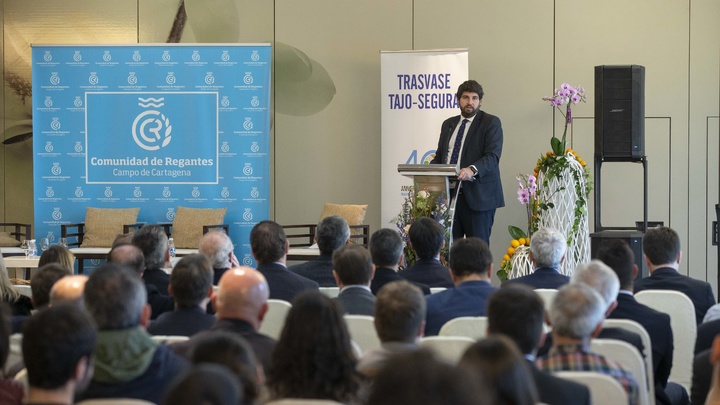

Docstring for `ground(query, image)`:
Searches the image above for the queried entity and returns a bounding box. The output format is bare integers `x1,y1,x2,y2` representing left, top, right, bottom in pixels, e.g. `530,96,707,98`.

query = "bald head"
213,267,269,330
199,231,234,269
107,244,145,275
50,275,89,307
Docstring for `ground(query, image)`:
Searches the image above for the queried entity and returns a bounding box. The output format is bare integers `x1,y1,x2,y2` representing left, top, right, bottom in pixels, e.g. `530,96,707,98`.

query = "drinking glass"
40,237,50,252
20,240,29,258
59,238,68,248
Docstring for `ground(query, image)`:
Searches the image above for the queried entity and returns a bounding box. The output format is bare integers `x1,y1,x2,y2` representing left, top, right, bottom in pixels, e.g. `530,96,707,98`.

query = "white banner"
380,49,469,228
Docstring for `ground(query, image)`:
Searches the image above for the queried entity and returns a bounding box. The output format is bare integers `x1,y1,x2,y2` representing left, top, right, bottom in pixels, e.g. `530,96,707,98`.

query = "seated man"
424,238,497,336
49,275,88,307
369,228,429,296
289,215,350,287
399,217,453,289
30,263,69,311
199,230,236,285
148,254,216,337
132,225,172,297
332,244,376,316
504,227,569,289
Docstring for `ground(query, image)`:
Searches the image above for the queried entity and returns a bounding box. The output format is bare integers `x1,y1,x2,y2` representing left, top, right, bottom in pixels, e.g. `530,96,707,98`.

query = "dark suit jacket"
257,262,319,303
213,267,229,285
691,349,712,405
695,318,720,355
288,253,337,287
147,307,216,337
399,258,454,289
424,280,498,336
503,267,570,289
430,110,504,211
370,267,430,296
146,283,175,320
634,267,716,325
143,268,170,296
526,359,591,405
334,286,375,316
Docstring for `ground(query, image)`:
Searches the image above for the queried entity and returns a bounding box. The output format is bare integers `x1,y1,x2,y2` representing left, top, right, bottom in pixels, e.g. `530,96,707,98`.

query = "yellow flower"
518,238,526,246
507,247,515,256
510,239,520,248
503,254,510,261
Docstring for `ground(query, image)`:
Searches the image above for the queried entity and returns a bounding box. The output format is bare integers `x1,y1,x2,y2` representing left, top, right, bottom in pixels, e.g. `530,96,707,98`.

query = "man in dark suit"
369,228,430,296
504,227,570,289
399,217,453,289
424,238,498,336
696,318,720,354
199,229,236,285
332,244,375,316
132,225,171,296
487,284,590,405
634,226,715,325
289,215,349,287
430,80,504,245
250,220,318,302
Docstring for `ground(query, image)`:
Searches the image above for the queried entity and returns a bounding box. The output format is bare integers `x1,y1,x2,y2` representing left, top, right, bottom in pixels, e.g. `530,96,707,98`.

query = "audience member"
538,283,639,405
148,254,216,337
0,305,22,405
366,348,490,405
250,220,318,301
332,244,376,316
504,227,569,288
697,319,720,355
399,217,453,288
266,291,359,403
459,334,538,405
30,263,69,310
162,364,243,405
356,280,425,378
199,230,236,285
487,284,590,405
132,225,171,296
424,238,497,336
78,263,188,404
49,275,88,307
0,256,33,316
289,215,350,287
22,304,96,405
704,336,720,405
634,226,714,325
38,245,75,274
369,228,429,295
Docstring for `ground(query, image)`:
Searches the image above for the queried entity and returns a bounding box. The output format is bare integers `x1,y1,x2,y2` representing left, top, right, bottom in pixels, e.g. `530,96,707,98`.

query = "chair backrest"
603,318,655,405
76,400,156,405
554,371,628,405
264,400,345,405
258,299,293,340
150,335,190,345
437,316,487,340
635,289,696,390
5,333,22,375
430,287,447,294
534,288,558,312
590,338,649,405
419,336,475,364
319,287,340,298
343,315,381,353
12,284,32,298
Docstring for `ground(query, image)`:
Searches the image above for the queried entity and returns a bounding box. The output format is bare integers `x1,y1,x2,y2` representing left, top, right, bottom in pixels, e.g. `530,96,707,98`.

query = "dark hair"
191,332,259,404
368,348,491,405
375,281,426,343
131,225,169,269
643,227,680,266
107,243,145,275
449,238,492,277
369,228,403,267
597,239,635,290
84,263,146,330
163,363,242,405
457,80,484,100
0,304,11,369
332,244,373,285
488,284,544,354
38,245,75,273
249,220,286,264
459,335,538,405
267,291,359,402
409,217,444,260
30,263,70,308
316,215,350,255
22,304,96,389
171,254,213,308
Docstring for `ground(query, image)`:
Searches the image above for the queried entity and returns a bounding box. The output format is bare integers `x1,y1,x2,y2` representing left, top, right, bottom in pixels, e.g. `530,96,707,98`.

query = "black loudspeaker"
594,65,645,159
590,231,647,280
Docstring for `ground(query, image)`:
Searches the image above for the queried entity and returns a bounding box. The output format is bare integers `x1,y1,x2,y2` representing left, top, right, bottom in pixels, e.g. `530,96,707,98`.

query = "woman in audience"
38,245,75,274
163,363,242,405
0,257,32,316
266,291,360,404
191,331,262,405
459,335,538,405
0,304,22,405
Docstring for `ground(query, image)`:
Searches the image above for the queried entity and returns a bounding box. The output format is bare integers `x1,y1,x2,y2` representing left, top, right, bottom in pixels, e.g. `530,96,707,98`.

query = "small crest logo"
251,142,260,153
243,163,253,176
221,187,230,198
251,187,260,198
166,208,176,221
51,163,61,175
132,51,142,62
51,118,61,131
243,118,253,130
243,254,253,266
204,72,215,85
75,187,84,198
162,51,171,61
251,50,260,62
162,187,171,198
52,208,62,221
50,73,60,85
166,72,176,85
45,142,54,153
104,187,113,198
73,51,82,62
132,97,172,151
43,51,52,62
133,187,142,198
90,259,102,266
103,51,112,62
221,51,230,61
44,96,53,107
88,72,99,85
191,187,200,198
127,72,137,84
243,208,253,221
221,142,230,153
74,142,83,153
192,50,201,61
74,97,83,108
251,96,260,107
45,187,54,197
47,232,55,244
221,96,230,107
243,72,254,84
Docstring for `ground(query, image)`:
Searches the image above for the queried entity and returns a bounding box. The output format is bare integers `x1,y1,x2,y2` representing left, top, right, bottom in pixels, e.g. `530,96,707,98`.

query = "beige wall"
1,1,719,290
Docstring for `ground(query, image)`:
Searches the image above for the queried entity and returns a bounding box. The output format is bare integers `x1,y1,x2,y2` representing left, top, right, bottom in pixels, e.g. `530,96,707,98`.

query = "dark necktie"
449,119,469,164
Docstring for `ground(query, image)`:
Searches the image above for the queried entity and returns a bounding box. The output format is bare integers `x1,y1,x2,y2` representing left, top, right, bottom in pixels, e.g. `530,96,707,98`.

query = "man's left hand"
457,167,475,181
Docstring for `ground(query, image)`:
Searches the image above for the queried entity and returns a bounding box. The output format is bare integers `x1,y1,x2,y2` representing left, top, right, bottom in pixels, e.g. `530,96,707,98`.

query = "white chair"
419,336,474,364
534,288,558,312
264,400,344,405
319,287,340,298
76,400,156,405
13,368,27,397
437,316,487,340
635,290,696,391
591,338,649,405
430,287,446,294
603,318,655,405
150,335,190,345
554,371,628,405
343,315,381,353
259,299,293,340
12,284,32,298
5,333,22,375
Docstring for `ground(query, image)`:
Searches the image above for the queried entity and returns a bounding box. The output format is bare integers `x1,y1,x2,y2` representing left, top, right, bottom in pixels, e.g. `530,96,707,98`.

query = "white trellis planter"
508,245,533,279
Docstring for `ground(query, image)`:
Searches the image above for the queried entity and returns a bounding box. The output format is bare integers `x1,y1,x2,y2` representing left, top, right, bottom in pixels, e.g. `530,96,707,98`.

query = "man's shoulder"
529,364,591,405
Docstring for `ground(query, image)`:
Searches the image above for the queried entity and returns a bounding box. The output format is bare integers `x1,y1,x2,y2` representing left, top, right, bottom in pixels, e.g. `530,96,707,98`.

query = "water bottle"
28,239,37,257
168,238,176,258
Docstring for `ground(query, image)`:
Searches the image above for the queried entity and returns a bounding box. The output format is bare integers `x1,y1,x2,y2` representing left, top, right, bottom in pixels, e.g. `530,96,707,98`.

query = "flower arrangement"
393,187,451,267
